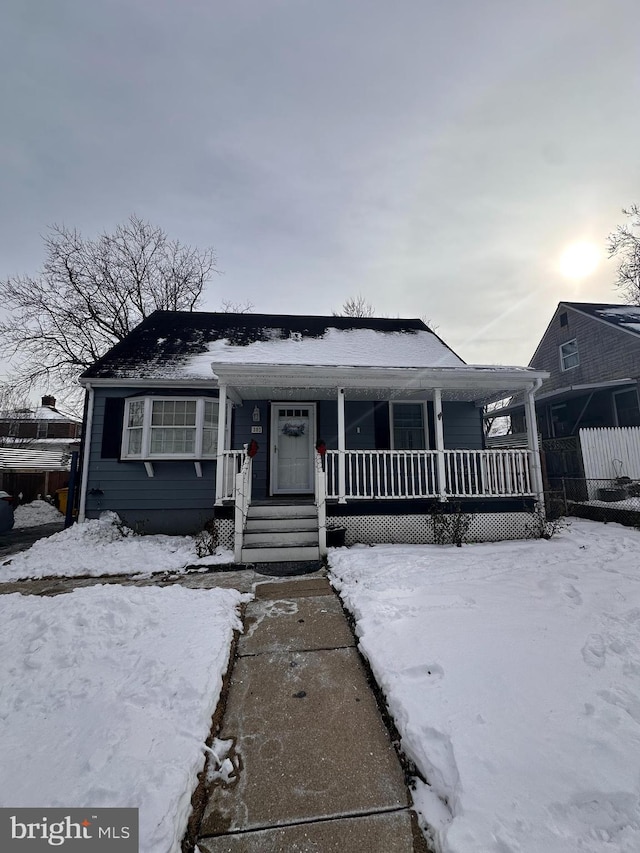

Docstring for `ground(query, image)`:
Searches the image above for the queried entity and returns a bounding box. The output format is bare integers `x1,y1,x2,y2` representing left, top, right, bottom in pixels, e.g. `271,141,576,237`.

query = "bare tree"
0,215,218,389
0,383,36,448
333,294,376,318
607,205,640,305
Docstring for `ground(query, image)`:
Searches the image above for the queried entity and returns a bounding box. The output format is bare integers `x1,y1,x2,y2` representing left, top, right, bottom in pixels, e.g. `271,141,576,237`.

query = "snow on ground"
329,519,640,853
13,498,64,528
0,584,248,853
0,512,233,581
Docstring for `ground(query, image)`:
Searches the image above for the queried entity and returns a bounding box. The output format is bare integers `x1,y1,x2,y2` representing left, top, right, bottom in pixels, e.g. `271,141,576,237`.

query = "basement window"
121,397,218,459
560,339,579,371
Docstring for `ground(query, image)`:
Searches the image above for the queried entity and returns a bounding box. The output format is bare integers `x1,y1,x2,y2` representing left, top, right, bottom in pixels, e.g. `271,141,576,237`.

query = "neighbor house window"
560,339,579,371
122,397,218,459
613,388,640,427
391,402,427,450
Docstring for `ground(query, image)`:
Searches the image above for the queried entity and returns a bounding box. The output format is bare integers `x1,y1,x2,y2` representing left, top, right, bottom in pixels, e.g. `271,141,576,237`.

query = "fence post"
65,451,79,529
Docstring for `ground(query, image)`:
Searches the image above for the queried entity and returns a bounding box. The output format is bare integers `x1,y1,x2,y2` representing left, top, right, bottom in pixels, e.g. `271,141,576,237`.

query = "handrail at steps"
233,449,253,561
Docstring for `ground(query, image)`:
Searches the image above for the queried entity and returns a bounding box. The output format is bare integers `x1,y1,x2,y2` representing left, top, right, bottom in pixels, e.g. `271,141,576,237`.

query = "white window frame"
559,339,579,371
389,401,429,450
121,396,220,460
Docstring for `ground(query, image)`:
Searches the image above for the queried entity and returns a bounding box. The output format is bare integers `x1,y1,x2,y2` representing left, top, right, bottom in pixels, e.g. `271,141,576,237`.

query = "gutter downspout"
77,383,94,523
524,377,545,508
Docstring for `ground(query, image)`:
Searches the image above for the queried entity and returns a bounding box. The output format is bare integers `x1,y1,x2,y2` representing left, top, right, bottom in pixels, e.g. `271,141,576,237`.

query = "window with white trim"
122,397,219,459
559,339,579,371
390,402,427,450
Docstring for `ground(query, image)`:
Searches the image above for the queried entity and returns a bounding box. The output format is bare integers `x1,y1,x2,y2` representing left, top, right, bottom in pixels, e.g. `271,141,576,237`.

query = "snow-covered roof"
562,302,640,336
0,406,80,422
81,311,466,380
184,327,463,376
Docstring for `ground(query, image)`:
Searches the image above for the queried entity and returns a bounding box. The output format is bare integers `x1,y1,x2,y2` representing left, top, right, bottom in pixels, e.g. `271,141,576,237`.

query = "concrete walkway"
197,576,425,852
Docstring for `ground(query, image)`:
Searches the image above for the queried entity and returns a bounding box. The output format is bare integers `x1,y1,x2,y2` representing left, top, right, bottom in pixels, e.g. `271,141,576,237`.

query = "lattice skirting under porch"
215,518,234,550
327,511,536,545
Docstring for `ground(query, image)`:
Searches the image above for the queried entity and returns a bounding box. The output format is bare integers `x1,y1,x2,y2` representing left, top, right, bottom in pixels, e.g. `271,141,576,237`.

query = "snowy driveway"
329,520,640,853
0,521,64,559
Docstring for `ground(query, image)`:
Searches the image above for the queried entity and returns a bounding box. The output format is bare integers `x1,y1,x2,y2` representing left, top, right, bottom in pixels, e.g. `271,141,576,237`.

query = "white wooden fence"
579,427,640,481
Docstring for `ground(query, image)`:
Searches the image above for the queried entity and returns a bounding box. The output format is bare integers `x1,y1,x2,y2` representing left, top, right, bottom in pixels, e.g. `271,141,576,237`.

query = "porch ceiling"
212,363,548,406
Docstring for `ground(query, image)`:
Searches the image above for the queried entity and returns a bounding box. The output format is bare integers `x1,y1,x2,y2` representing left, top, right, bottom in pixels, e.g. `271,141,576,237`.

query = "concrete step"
247,504,317,519
243,530,319,548
245,516,317,532
241,545,320,563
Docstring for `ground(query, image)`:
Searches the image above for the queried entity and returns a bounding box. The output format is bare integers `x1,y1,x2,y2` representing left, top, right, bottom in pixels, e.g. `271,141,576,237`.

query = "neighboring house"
78,311,547,561
0,395,82,446
0,396,81,500
500,302,640,480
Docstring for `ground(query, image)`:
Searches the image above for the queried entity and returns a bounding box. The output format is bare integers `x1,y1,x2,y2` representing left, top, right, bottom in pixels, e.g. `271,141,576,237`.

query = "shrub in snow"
431,504,474,547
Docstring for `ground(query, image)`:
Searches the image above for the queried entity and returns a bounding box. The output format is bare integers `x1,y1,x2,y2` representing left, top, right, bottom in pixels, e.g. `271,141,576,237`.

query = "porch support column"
214,384,228,505
337,387,347,504
433,388,447,502
524,382,545,508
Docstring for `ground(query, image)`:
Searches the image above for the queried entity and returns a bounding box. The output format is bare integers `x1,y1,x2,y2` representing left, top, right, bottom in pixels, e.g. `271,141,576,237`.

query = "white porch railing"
444,449,532,497
219,450,245,501
233,452,253,561
325,448,534,500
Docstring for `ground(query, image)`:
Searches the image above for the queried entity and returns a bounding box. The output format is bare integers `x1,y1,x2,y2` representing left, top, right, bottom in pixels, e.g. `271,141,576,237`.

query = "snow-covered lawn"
13,498,64,528
329,519,640,853
0,584,248,853
1,512,233,581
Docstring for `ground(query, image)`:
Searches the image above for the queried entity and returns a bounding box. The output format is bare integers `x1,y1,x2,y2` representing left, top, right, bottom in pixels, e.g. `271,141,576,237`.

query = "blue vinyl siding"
442,402,484,449
232,400,269,499
85,387,219,534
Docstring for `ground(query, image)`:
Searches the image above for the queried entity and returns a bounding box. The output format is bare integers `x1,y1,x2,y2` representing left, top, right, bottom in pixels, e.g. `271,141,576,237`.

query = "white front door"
271,404,316,494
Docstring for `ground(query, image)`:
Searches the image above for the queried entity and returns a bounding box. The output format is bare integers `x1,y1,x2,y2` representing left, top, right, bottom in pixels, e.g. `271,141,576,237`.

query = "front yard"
329,519,640,853
1,511,639,853
0,584,247,853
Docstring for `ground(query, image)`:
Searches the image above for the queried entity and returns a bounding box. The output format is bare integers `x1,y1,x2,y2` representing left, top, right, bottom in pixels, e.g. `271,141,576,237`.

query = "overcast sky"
1,0,639,377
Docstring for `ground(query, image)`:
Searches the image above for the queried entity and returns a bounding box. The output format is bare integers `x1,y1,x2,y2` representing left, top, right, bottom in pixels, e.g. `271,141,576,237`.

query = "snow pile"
0,512,233,581
0,584,247,853
329,520,640,853
13,499,64,528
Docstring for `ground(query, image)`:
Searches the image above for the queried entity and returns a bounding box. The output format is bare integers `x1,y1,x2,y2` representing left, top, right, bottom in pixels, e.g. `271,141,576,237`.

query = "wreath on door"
282,422,306,437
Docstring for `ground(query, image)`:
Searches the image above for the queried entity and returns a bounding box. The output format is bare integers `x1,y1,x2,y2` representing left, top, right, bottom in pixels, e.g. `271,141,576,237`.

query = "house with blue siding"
78,312,547,561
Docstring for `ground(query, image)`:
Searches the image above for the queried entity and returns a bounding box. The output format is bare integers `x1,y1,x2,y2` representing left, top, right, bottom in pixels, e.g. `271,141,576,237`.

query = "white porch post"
433,388,447,502
337,387,347,504
214,384,228,505
524,383,545,508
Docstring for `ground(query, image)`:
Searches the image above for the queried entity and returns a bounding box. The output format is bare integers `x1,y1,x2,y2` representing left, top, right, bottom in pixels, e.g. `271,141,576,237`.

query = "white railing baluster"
322,449,536,500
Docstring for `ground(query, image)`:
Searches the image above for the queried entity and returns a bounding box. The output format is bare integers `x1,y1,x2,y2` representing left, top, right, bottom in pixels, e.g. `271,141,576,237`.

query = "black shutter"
101,397,125,459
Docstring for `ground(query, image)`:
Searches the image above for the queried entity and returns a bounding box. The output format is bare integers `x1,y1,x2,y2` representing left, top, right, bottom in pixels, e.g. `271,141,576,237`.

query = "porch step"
241,501,320,563
241,545,321,563
246,516,317,532
247,504,317,519
243,530,319,548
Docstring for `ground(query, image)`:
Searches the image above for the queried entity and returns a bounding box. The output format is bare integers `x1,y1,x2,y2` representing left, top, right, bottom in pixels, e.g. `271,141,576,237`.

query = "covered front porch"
210,362,547,558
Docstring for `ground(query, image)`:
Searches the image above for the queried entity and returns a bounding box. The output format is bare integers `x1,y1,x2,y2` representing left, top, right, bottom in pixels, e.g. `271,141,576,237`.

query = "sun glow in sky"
558,241,601,280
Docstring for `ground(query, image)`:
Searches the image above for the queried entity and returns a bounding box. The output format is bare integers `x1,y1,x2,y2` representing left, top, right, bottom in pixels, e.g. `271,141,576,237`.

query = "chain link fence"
545,477,640,528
